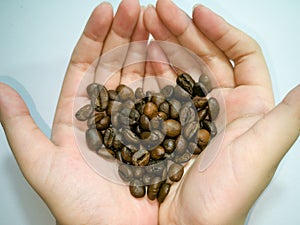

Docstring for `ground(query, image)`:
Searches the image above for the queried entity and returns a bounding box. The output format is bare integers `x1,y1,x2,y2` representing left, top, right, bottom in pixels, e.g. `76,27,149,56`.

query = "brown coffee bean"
149,117,164,130
157,183,171,203
85,128,103,151
193,96,208,110
87,83,100,99
87,112,106,128
188,142,202,155
130,179,145,198
93,85,109,112
139,114,150,130
176,73,195,96
175,135,187,156
108,89,118,101
106,100,121,117
150,146,165,160
179,103,197,126
144,130,165,149
96,116,111,130
198,108,208,122
202,119,217,137
116,84,135,102
173,152,192,164
145,160,166,175
118,164,133,182
133,166,144,179
208,97,220,121
121,146,133,163
142,173,152,185
129,109,140,126
159,101,170,116
103,128,115,148
199,74,212,93
192,81,208,97
122,129,139,146
168,163,184,182
163,139,176,154
75,104,94,121
157,111,168,120
151,93,165,107
140,131,151,140
112,133,123,149
169,98,181,119
135,99,145,115
164,119,181,138
196,129,210,149
144,102,158,119
147,176,164,200
132,149,150,166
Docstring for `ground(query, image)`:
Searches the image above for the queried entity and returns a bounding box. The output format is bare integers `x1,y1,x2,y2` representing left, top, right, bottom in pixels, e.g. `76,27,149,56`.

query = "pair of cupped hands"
0,0,299,225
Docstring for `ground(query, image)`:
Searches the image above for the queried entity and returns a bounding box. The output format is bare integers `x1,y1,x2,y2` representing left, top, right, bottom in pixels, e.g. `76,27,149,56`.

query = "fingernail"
193,4,205,11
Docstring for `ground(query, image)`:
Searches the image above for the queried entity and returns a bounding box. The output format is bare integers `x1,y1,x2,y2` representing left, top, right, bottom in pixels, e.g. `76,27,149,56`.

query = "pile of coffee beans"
75,73,219,203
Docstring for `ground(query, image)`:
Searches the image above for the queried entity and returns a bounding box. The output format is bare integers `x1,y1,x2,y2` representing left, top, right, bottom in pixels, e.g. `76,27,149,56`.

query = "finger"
154,0,235,88
233,84,300,178
52,3,113,146
121,8,149,90
193,5,273,92
0,83,54,184
95,0,140,89
147,41,177,89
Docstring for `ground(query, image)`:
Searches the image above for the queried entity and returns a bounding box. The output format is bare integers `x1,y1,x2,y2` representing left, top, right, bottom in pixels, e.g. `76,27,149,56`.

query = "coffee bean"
129,108,140,126
139,114,150,131
145,160,166,175
142,173,152,185
135,87,145,99
193,96,208,110
107,100,121,116
118,164,133,182
87,112,106,128
188,142,202,155
175,135,187,156
157,183,171,203
161,85,174,99
122,129,139,146
135,99,145,115
150,146,165,160
97,148,115,160
149,117,164,130
192,82,208,97
93,85,109,112
132,149,150,166
176,73,195,96
151,93,165,107
164,119,181,138
168,163,184,182
108,89,118,101
179,103,197,126
198,108,208,122
75,104,94,121
140,131,151,140
96,116,111,130
157,111,168,120
86,128,103,151
130,179,145,198
103,128,115,148
202,119,217,137
112,133,123,149
144,130,165,149
87,83,100,99
208,97,220,121
147,176,164,200
196,129,210,149
163,139,176,154
116,84,135,102
121,146,133,163
144,102,158,119
133,166,144,179
169,99,181,119
174,85,191,100
199,74,212,93
183,120,199,140
159,102,170,116
173,152,192,164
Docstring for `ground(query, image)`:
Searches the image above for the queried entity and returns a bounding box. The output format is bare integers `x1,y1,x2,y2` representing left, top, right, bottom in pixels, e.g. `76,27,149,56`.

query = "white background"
0,0,299,224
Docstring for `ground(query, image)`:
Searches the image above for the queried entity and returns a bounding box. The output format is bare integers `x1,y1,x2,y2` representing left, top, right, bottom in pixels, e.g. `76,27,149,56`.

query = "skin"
0,0,299,225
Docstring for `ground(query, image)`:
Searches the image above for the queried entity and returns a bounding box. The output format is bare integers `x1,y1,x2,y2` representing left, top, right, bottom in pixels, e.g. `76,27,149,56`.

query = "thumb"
0,82,55,186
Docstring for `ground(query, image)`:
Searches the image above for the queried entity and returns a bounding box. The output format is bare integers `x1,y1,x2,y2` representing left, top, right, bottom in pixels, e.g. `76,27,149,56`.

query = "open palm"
0,1,299,225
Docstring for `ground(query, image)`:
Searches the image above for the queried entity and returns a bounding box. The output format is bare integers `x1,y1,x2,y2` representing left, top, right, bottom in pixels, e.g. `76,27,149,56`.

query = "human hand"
0,1,159,225
144,1,300,224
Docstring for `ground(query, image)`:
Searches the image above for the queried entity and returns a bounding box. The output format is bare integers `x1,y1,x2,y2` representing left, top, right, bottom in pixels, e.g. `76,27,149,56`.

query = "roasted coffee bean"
208,97,220,121
196,129,210,149
183,120,200,140
173,152,192,164
151,93,165,107
145,160,166,175
144,130,165,149
145,90,153,102
147,176,164,200
192,81,207,97
144,102,158,119
112,133,123,149
198,108,208,122
86,128,103,151
199,74,212,93
108,89,118,101
103,128,115,148
132,149,150,166
169,99,181,119
116,84,135,101
188,142,202,155
93,85,109,112
118,164,133,182
150,146,165,160
129,109,140,126
115,151,123,162
202,119,217,137
176,73,195,96
87,83,100,99
106,100,121,117
87,112,106,128
157,183,171,203
135,87,145,99
159,101,170,116
164,119,181,138
157,111,168,120
168,163,184,182
179,103,197,126
130,179,145,198
193,96,208,110
174,85,191,100
140,131,151,140
96,116,111,130
121,146,133,163
142,173,152,185
75,104,94,121
161,85,174,99
139,114,150,130
97,148,115,160
163,138,176,154
122,129,139,146
175,135,187,156
111,112,121,129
